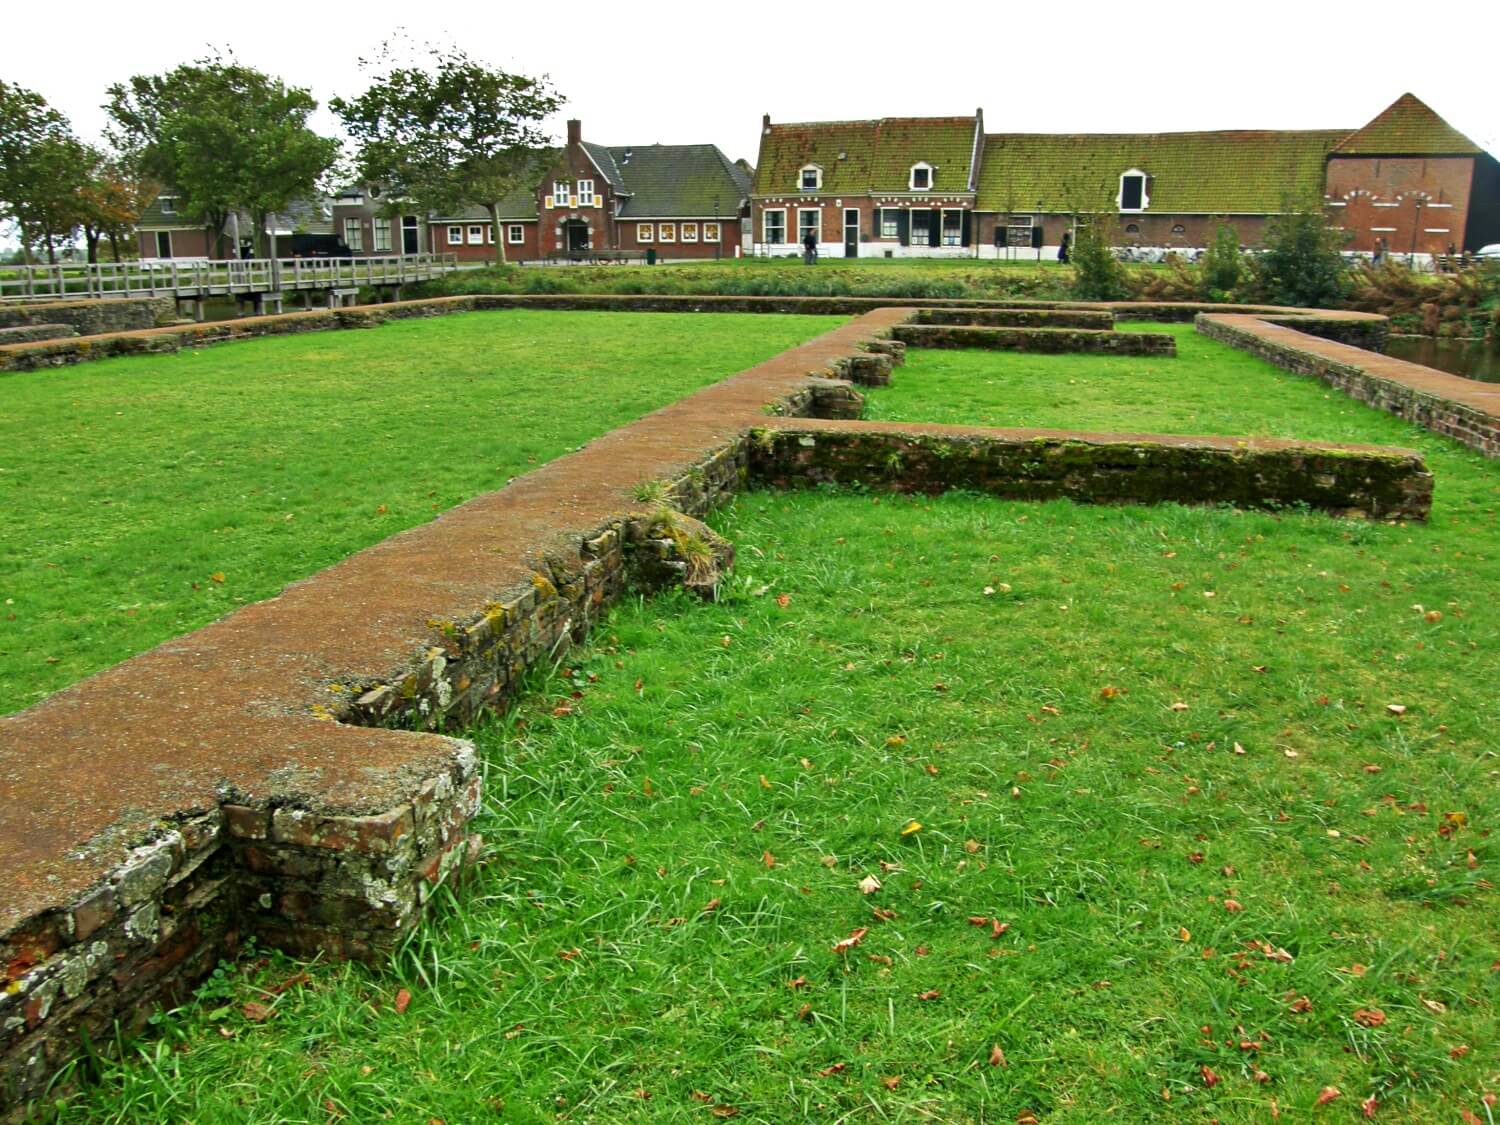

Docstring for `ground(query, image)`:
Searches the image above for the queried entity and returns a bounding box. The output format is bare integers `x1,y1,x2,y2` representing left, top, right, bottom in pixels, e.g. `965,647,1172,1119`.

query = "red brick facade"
1325,157,1473,256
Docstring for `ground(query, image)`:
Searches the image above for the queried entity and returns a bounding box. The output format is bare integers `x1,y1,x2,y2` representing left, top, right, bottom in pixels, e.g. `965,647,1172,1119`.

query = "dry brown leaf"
880,1075,901,1090
815,1063,846,1078
831,927,868,954
1224,899,1244,913
859,874,882,895
701,898,722,915
1315,1086,1342,1106
1361,1093,1378,1118
989,1044,1007,1068
1353,1008,1386,1027
1200,1065,1220,1088
917,989,941,1001
241,1001,272,1023
964,838,981,854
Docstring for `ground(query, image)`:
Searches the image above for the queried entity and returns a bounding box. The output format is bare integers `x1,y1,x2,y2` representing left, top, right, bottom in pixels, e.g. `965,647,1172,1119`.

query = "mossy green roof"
608,145,750,217
753,116,979,196
1332,93,1483,156
975,130,1347,214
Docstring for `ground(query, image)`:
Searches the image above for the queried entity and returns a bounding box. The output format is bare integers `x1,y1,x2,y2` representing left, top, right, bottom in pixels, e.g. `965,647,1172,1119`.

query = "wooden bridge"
0,254,461,313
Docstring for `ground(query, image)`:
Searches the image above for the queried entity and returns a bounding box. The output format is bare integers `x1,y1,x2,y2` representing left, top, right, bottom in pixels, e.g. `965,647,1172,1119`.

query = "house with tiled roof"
135,193,334,260
753,94,1499,260
751,112,984,257
426,120,752,262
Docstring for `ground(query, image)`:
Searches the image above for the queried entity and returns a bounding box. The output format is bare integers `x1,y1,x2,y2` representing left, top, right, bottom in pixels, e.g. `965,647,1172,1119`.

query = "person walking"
802,227,818,266
1057,230,1071,265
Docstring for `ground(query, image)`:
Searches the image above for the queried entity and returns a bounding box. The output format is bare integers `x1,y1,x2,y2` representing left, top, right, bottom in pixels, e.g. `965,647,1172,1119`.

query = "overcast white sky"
6,0,1499,186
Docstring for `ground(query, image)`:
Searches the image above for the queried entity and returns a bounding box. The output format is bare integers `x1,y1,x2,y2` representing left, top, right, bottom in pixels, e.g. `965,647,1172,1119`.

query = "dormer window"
799,165,822,191
909,163,933,191
160,196,177,216
1118,169,1149,212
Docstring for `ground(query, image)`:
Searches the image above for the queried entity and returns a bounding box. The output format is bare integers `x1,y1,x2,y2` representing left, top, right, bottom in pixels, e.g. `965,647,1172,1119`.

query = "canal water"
1386,336,1500,383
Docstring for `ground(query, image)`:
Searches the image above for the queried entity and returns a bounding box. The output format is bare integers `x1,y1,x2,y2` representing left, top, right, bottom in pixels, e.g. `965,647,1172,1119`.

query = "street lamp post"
1036,199,1044,265
713,196,721,261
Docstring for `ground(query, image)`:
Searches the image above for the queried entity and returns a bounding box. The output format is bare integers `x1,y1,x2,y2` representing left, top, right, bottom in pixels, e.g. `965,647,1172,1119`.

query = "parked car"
1475,243,1500,260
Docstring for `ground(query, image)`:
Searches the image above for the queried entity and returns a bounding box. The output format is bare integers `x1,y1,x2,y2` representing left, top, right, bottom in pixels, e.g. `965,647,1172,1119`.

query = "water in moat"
1386,335,1500,383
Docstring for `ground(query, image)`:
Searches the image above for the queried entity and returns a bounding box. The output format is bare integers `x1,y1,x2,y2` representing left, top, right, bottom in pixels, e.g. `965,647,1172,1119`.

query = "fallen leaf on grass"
1315,1086,1342,1106
859,875,882,895
992,919,1009,939
900,820,922,836
775,593,791,608
1289,995,1313,1013
831,927,868,954
1362,1094,1378,1118
917,989,941,1001
701,898,721,915
1419,996,1447,1014
815,1063,846,1078
762,851,776,868
1179,928,1192,942
1353,1008,1386,1027
241,1001,272,1023
393,989,411,1015
1200,1065,1220,1088
871,907,896,922
989,1044,1007,1068
881,1075,901,1090
558,948,581,962
787,977,809,990
1386,704,1406,716
710,1105,740,1118
1224,899,1244,913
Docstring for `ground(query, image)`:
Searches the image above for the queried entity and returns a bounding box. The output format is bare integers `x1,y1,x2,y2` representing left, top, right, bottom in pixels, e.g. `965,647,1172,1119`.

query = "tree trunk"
254,211,270,260
108,230,121,262
84,225,100,264
44,232,56,265
486,202,508,267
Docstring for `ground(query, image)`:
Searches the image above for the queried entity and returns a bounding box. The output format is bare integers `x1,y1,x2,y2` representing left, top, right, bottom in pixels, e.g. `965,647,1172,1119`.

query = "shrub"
1200,222,1245,298
1245,201,1349,309
1070,217,1131,301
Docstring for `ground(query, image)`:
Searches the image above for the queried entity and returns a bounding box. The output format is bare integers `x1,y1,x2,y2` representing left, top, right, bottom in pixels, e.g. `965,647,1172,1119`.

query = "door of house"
567,221,590,252
844,209,859,258
155,231,172,258
401,216,419,255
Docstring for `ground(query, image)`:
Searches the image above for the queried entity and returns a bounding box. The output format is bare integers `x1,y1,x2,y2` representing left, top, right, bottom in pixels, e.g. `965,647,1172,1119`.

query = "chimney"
567,119,582,146
762,113,771,135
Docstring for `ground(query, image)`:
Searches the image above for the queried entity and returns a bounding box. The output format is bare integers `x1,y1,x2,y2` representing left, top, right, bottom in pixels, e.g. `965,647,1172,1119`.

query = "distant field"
0,310,839,714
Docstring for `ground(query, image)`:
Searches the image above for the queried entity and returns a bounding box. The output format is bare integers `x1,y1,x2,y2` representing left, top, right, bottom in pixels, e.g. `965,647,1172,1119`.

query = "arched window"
1125,223,1140,234
1171,223,1186,234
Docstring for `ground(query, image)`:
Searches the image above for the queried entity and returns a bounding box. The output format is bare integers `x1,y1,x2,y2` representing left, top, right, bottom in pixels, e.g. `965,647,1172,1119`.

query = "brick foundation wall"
0,324,78,345
914,308,1114,330
1197,313,1500,459
0,297,173,337
893,323,1177,356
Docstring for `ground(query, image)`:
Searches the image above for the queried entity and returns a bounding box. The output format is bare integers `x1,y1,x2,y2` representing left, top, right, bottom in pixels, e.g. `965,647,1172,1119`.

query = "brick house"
426,119,753,262
329,186,428,258
750,113,984,258
135,195,334,260
753,94,1500,260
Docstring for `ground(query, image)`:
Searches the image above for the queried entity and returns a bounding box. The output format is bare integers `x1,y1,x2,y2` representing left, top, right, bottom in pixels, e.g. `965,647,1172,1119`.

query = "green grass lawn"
0,310,839,714
55,324,1499,1122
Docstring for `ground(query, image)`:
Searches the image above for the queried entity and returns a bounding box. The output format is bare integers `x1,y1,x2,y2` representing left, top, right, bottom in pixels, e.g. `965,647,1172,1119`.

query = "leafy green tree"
1070,214,1131,301
333,45,562,266
1199,221,1244,298
78,150,158,262
106,57,339,257
1247,198,1349,309
0,81,90,263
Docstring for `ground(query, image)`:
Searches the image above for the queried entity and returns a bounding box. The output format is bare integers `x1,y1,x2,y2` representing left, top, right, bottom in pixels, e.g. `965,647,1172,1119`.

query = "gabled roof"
1332,93,1484,156
430,183,540,222
137,191,333,234
752,115,980,196
581,142,626,191
975,129,1347,214
608,144,749,217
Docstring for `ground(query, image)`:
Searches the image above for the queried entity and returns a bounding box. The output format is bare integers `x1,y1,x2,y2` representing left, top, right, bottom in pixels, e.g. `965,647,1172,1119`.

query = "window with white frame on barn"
682,223,698,242
763,209,786,244
909,163,933,190
553,181,570,206
659,222,676,242
941,210,963,246
637,223,654,242
372,217,392,252
798,209,820,243
880,209,901,239
343,218,364,252
576,179,595,206
1117,169,1148,212
1006,214,1033,247
799,165,821,191
448,225,463,246
702,222,720,243
468,225,484,245
508,225,525,244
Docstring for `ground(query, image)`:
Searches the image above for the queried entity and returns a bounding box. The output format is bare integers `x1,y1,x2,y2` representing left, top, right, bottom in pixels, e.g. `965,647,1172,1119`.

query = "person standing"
803,227,818,265
1057,230,1071,265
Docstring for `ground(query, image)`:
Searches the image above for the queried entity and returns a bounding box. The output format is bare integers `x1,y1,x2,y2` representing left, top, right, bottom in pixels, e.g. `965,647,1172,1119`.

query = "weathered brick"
222,804,270,840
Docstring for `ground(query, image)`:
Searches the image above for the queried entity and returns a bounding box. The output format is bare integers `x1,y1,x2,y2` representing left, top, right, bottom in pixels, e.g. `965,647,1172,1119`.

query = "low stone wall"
913,308,1114,330
1198,313,1500,459
751,420,1431,522
1260,314,1388,353
892,323,1177,356
0,324,77,345
0,297,173,337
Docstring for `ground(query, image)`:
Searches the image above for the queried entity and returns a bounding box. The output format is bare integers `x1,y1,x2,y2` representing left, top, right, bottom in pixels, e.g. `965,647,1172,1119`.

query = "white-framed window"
658,222,676,242
763,208,786,244
447,225,463,246
553,182,570,207
508,224,525,244
467,225,484,245
343,218,364,252
372,217,392,252
880,208,901,239
486,225,495,243
576,179,595,206
1006,214,1033,247
799,165,822,191
1118,169,1148,212
941,209,963,246
637,223,654,242
702,221,720,243
798,208,821,243
910,163,933,191
910,209,933,245
682,222,698,242
159,196,177,216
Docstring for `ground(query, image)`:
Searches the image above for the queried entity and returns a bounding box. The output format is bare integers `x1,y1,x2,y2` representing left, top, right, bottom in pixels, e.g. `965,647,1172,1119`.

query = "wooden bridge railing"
0,254,460,302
